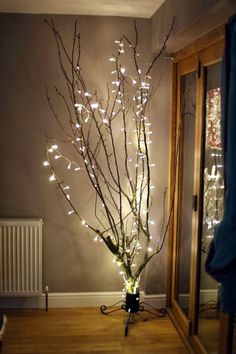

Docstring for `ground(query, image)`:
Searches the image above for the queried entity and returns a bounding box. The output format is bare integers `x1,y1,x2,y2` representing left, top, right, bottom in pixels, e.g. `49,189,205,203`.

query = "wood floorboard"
1,308,189,354
198,318,219,353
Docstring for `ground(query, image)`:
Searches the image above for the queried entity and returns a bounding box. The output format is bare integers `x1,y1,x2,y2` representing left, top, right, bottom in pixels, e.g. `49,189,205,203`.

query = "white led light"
76,105,83,113
84,115,90,123
49,174,56,182
112,81,120,86
91,102,99,109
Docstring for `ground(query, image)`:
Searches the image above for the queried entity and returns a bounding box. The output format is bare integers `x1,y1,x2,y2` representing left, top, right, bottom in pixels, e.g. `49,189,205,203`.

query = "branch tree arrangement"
44,19,174,295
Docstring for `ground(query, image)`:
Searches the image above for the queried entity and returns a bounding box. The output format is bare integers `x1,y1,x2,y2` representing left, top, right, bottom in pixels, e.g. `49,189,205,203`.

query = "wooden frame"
171,53,198,337
166,24,233,354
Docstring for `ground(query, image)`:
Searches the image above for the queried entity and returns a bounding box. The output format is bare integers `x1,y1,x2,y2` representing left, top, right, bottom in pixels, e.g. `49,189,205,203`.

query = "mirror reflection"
175,71,196,316
198,62,223,354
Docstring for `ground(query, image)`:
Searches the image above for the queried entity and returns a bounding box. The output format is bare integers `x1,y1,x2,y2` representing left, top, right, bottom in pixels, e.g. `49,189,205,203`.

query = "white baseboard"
0,289,218,310
0,291,166,309
177,288,219,309
199,288,219,304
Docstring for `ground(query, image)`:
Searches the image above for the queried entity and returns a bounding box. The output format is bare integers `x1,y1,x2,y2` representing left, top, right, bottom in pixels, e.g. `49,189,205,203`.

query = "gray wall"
1,14,169,294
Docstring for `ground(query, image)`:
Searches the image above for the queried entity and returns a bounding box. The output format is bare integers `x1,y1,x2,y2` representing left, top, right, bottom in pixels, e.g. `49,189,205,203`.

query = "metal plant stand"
100,293,167,336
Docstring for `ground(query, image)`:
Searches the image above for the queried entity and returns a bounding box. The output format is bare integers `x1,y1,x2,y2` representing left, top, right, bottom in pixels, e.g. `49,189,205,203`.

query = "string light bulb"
49,174,56,182
91,102,99,109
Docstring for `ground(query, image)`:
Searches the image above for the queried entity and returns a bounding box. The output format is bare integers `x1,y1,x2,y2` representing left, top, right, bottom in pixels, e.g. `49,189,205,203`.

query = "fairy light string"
44,19,175,293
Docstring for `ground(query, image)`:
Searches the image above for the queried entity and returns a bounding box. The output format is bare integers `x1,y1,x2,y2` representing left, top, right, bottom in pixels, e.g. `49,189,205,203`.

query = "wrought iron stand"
100,293,167,336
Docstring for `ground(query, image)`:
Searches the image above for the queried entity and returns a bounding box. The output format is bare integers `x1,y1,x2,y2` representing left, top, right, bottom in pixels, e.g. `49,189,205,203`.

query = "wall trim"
177,288,219,309
0,291,167,309
0,289,218,309
200,288,219,304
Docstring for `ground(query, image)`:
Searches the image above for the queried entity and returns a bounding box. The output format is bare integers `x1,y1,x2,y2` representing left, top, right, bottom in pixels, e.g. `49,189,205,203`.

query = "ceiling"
0,0,166,18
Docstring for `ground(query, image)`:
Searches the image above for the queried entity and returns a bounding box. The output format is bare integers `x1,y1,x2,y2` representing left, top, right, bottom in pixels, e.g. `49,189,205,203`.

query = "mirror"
197,62,223,353
175,71,196,317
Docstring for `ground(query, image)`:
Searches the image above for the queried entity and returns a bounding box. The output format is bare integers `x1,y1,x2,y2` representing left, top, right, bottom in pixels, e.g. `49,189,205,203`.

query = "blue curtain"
205,15,236,314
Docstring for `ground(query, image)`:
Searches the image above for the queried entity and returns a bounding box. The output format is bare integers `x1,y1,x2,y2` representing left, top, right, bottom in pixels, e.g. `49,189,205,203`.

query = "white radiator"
0,219,43,296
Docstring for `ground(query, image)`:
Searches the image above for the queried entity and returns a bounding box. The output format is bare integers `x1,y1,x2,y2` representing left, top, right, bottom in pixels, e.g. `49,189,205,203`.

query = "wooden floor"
1,308,189,354
198,318,219,353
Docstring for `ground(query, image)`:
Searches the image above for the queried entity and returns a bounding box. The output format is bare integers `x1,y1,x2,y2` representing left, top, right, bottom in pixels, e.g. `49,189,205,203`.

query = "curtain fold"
205,14,236,314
